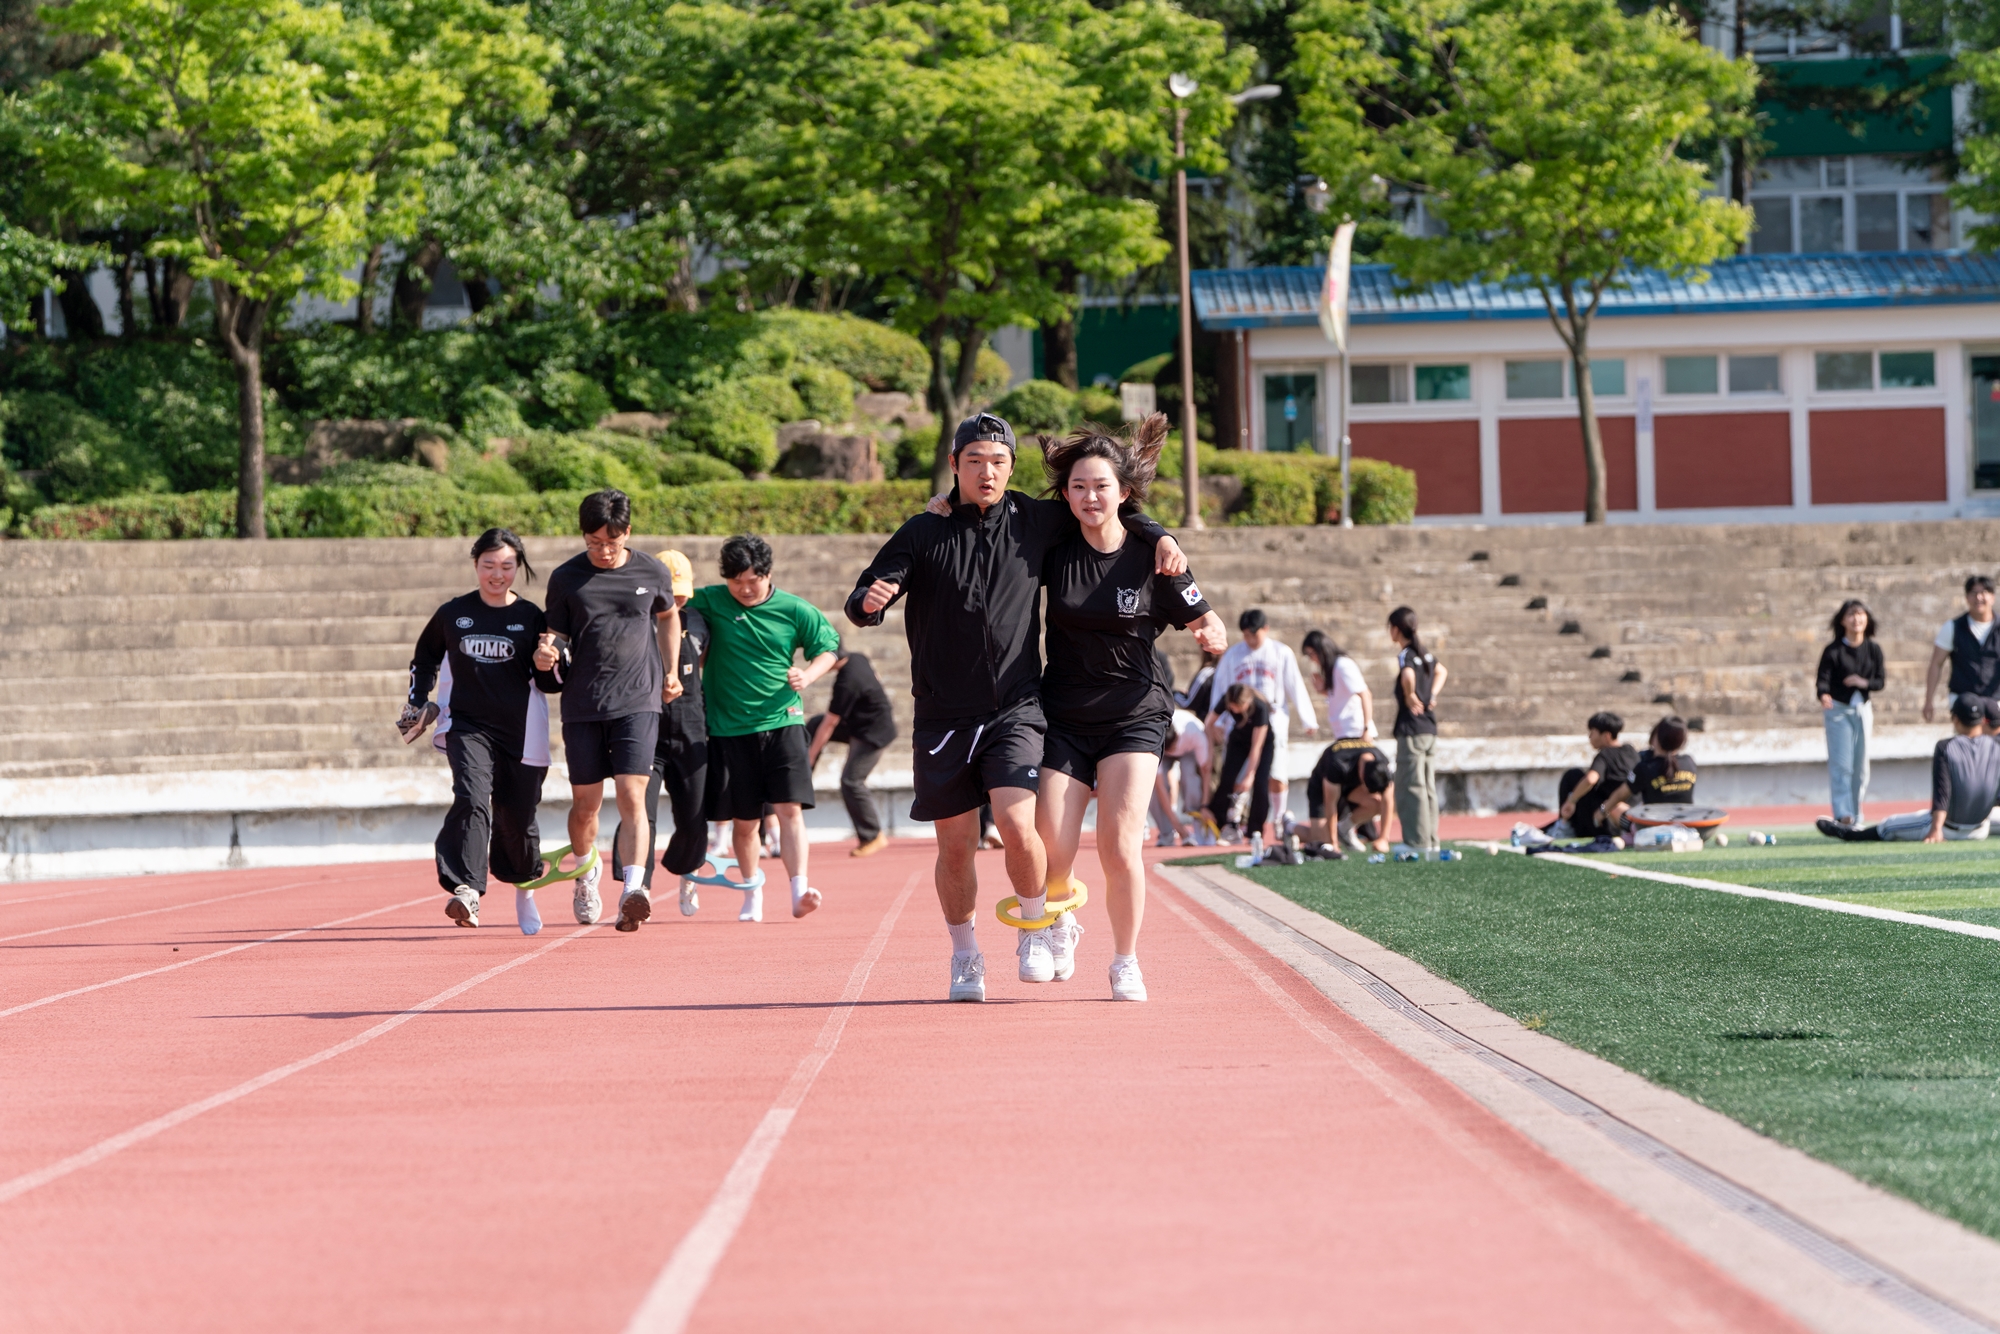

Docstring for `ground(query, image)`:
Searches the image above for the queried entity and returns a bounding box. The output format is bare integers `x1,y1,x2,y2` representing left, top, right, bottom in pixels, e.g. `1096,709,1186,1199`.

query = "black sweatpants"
1208,724,1276,837
807,712,885,842
438,728,547,894
613,705,710,891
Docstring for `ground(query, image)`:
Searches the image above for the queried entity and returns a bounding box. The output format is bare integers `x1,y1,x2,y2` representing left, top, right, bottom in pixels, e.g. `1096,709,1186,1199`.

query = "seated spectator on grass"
1545,712,1638,838
1821,696,1999,843
1308,737,1392,854
1598,715,1696,831
1923,576,1999,724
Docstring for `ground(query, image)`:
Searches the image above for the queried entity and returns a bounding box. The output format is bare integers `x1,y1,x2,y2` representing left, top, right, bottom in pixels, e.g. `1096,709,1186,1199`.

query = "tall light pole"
1169,77,1280,531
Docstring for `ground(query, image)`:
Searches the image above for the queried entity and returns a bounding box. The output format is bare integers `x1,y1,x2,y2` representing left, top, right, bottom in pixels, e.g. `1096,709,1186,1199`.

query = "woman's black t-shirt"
1630,752,1698,805
1393,648,1439,738
1040,532,1211,731
408,592,558,753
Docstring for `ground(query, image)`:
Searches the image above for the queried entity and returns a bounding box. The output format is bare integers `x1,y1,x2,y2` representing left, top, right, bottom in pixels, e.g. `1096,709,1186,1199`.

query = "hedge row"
1151,448,1417,527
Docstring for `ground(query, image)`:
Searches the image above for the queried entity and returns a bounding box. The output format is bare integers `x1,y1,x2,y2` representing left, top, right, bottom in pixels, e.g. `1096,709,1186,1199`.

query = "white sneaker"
1045,913,1082,982
738,885,763,922
572,865,601,924
949,952,987,1002
679,880,699,916
1016,927,1055,983
1510,822,1554,849
515,888,542,936
1109,958,1148,1002
791,884,822,918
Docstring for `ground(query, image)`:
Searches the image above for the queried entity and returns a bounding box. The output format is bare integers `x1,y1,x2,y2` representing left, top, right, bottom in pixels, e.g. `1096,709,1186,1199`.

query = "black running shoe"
1816,818,1855,841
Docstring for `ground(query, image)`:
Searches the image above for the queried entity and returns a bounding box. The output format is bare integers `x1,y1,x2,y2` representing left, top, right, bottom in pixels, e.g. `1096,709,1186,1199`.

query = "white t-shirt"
1212,639,1318,731
1324,655,1370,739
1165,709,1209,765
1936,616,1998,651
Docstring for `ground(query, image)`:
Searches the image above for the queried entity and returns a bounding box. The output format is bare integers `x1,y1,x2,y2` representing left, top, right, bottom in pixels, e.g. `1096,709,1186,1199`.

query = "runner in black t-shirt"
533,489,681,932
1306,737,1392,854
1033,416,1227,1002
402,529,564,932
806,644,897,857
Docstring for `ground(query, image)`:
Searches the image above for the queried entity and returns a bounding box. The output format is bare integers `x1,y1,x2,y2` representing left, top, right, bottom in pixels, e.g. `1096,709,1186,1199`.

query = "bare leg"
1036,769,1094,894
934,809,982,926
730,819,761,884
1093,753,1158,955
613,773,649,875
773,802,808,881
568,783,605,861
988,786,1045,903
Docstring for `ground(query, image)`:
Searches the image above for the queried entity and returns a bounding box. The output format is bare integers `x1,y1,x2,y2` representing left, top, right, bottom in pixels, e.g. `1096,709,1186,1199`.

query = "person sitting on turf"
1598,715,1696,832
1308,736,1392,855
1820,695,2000,843
1545,712,1638,839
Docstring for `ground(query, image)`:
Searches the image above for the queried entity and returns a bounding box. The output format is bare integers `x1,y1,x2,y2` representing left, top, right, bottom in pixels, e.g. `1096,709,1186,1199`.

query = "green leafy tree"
34,0,541,536
1293,0,1754,522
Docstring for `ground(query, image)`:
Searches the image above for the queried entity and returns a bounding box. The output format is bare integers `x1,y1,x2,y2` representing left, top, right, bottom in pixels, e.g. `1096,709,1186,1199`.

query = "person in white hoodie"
1205,608,1317,834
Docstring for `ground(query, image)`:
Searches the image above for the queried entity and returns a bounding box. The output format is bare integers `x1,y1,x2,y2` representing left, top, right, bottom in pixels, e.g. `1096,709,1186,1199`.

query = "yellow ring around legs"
994,878,1089,930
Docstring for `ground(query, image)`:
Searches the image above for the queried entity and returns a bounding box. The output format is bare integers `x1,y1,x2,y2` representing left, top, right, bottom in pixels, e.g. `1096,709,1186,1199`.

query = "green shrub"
1,391,169,503
676,377,798,474
755,310,929,393
938,342,1013,404
444,443,533,496
1149,446,1417,526
506,432,646,493
657,452,743,485
534,366,613,431
992,379,1076,433
791,363,858,423
1120,352,1173,384
1077,387,1121,424
459,383,531,445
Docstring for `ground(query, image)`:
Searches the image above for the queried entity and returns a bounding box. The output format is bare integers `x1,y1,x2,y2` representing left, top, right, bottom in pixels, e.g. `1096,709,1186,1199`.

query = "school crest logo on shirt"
455,616,475,629
1182,584,1202,606
1116,588,1141,616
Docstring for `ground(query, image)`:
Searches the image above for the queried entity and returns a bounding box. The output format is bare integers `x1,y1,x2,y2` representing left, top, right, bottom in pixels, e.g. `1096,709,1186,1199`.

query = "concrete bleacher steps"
3,519,1991,877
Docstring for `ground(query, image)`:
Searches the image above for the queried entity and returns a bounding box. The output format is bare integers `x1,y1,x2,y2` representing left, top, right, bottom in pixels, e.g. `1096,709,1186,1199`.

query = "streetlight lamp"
1170,76,1280,531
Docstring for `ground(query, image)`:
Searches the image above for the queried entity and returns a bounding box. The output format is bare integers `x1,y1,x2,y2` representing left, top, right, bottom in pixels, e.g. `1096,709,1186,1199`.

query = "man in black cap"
1821,693,1999,842
845,411,1185,1001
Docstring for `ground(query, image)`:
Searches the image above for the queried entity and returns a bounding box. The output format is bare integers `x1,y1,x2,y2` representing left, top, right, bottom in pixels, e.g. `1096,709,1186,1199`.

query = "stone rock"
1200,474,1246,517
597,411,675,437
853,392,912,422
775,420,825,451
774,432,885,483
414,438,452,473
266,418,421,484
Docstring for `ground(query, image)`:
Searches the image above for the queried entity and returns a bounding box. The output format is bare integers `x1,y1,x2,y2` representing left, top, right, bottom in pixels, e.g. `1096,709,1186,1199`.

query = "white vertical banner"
1317,220,1356,353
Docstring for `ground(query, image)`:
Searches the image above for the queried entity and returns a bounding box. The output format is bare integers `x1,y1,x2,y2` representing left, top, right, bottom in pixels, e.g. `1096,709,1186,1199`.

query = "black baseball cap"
952,413,1016,456
1239,608,1268,632
1983,696,2000,727
1952,694,1986,726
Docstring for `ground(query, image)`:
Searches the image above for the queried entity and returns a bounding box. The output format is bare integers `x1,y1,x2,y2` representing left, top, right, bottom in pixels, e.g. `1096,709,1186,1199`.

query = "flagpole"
1339,348,1352,528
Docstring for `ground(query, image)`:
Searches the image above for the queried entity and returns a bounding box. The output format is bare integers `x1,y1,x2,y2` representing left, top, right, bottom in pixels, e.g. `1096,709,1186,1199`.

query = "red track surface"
2,844,1805,1332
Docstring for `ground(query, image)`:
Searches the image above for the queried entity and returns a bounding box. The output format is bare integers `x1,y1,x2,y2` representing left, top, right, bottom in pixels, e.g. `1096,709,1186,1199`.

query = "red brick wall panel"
1809,407,1947,504
1350,420,1483,515
1653,413,1793,509
1498,417,1638,514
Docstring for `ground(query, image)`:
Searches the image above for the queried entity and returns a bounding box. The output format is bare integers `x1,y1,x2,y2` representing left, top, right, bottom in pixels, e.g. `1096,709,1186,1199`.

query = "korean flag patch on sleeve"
1181,583,1203,607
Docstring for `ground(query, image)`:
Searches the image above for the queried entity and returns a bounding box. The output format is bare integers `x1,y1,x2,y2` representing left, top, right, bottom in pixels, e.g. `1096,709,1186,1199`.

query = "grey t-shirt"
1931,734,2000,826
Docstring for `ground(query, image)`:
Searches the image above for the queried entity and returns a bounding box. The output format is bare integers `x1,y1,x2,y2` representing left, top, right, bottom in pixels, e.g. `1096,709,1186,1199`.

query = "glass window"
1855,193,1899,251
1823,157,1849,188
1815,352,1873,391
1505,360,1564,399
1730,355,1783,394
1664,355,1719,395
1751,198,1794,253
1880,351,1936,388
1584,359,1626,398
1852,154,1933,186
1800,196,1845,251
1351,364,1407,404
1757,158,1821,190
1262,373,1319,452
1414,364,1471,401
1975,356,2000,490
1908,193,1951,251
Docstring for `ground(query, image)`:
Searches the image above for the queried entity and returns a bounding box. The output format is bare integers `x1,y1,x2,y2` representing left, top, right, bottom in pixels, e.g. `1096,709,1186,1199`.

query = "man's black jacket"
845,489,1169,727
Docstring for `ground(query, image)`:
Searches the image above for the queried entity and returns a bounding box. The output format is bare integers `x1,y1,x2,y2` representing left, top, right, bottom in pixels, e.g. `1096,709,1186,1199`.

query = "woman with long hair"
1031,414,1228,1001
1387,606,1446,850
1817,598,1884,826
1301,628,1373,740
402,529,564,932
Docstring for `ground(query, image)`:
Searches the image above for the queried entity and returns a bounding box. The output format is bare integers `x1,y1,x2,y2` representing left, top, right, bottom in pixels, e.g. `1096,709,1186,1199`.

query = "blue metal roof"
1191,253,2000,329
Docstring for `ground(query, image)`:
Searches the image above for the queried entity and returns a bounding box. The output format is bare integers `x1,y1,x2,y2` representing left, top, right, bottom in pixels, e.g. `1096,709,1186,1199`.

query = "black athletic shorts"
706,725,816,821
563,711,661,786
910,696,1046,822
1042,712,1171,790
1306,740,1388,820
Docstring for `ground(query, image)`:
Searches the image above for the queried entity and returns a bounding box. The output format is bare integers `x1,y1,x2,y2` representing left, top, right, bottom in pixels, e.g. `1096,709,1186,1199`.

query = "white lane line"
624,873,918,1334
0,873,369,945
1533,851,2000,943
0,895,435,1020
0,923,597,1206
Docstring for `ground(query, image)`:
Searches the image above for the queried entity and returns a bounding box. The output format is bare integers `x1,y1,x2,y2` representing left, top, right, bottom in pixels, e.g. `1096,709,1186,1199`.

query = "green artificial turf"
1205,850,2000,1240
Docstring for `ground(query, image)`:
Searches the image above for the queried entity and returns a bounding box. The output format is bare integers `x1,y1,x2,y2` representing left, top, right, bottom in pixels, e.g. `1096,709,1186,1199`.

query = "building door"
1262,372,1318,452
1974,356,2000,490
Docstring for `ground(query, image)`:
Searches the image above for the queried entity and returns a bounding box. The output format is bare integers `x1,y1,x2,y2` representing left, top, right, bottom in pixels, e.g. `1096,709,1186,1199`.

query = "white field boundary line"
1530,851,2000,943
0,894,434,1021
0,872,376,945
0,922,598,1206
623,872,919,1334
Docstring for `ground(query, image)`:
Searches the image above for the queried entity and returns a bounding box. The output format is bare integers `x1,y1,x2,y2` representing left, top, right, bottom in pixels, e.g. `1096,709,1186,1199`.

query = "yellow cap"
658,548,694,597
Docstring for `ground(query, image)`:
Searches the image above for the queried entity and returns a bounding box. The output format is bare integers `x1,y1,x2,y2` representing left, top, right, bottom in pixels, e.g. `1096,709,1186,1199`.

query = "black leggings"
1208,724,1276,836
613,708,711,890
437,728,547,893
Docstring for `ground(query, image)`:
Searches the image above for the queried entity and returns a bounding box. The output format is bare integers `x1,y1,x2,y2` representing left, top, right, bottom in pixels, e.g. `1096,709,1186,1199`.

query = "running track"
2,845,1803,1332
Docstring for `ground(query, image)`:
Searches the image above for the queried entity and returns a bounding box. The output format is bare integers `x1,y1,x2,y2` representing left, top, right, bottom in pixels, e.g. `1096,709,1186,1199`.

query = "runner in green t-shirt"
686,535,841,921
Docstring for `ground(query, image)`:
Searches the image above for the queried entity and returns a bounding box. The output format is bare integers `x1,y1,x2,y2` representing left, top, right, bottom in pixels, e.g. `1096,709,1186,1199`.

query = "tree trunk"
54,268,105,341
1045,263,1080,389
1570,331,1607,525
927,323,958,494
392,238,444,330
116,243,138,339
213,280,272,540
150,257,194,330
669,239,700,313
357,242,383,333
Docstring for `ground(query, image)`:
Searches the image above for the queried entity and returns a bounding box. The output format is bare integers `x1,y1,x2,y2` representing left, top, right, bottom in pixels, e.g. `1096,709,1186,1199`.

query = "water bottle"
1249,832,1265,863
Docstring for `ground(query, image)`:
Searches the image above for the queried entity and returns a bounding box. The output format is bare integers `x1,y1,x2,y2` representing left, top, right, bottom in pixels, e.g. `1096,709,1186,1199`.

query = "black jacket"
845,489,1169,726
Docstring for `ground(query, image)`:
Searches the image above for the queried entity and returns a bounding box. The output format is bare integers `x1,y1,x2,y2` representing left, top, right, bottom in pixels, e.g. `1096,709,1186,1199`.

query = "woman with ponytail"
1387,606,1446,850
1600,715,1698,830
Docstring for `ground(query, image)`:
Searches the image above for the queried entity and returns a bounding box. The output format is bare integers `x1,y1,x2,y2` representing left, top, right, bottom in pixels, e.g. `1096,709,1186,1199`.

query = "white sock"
1113,952,1139,969
1018,893,1046,923
515,888,542,935
948,920,978,956
791,874,808,899
623,863,643,895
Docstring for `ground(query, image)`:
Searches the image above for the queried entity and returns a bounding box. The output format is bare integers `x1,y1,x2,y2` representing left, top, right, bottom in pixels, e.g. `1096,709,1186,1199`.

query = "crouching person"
1821,695,1998,843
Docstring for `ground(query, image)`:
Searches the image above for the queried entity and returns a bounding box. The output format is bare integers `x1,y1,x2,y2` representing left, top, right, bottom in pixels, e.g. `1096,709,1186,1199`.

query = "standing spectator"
1817,599,1885,828
1388,606,1446,851
806,641,897,858
1924,576,1999,723
1206,609,1317,829
1301,629,1374,740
